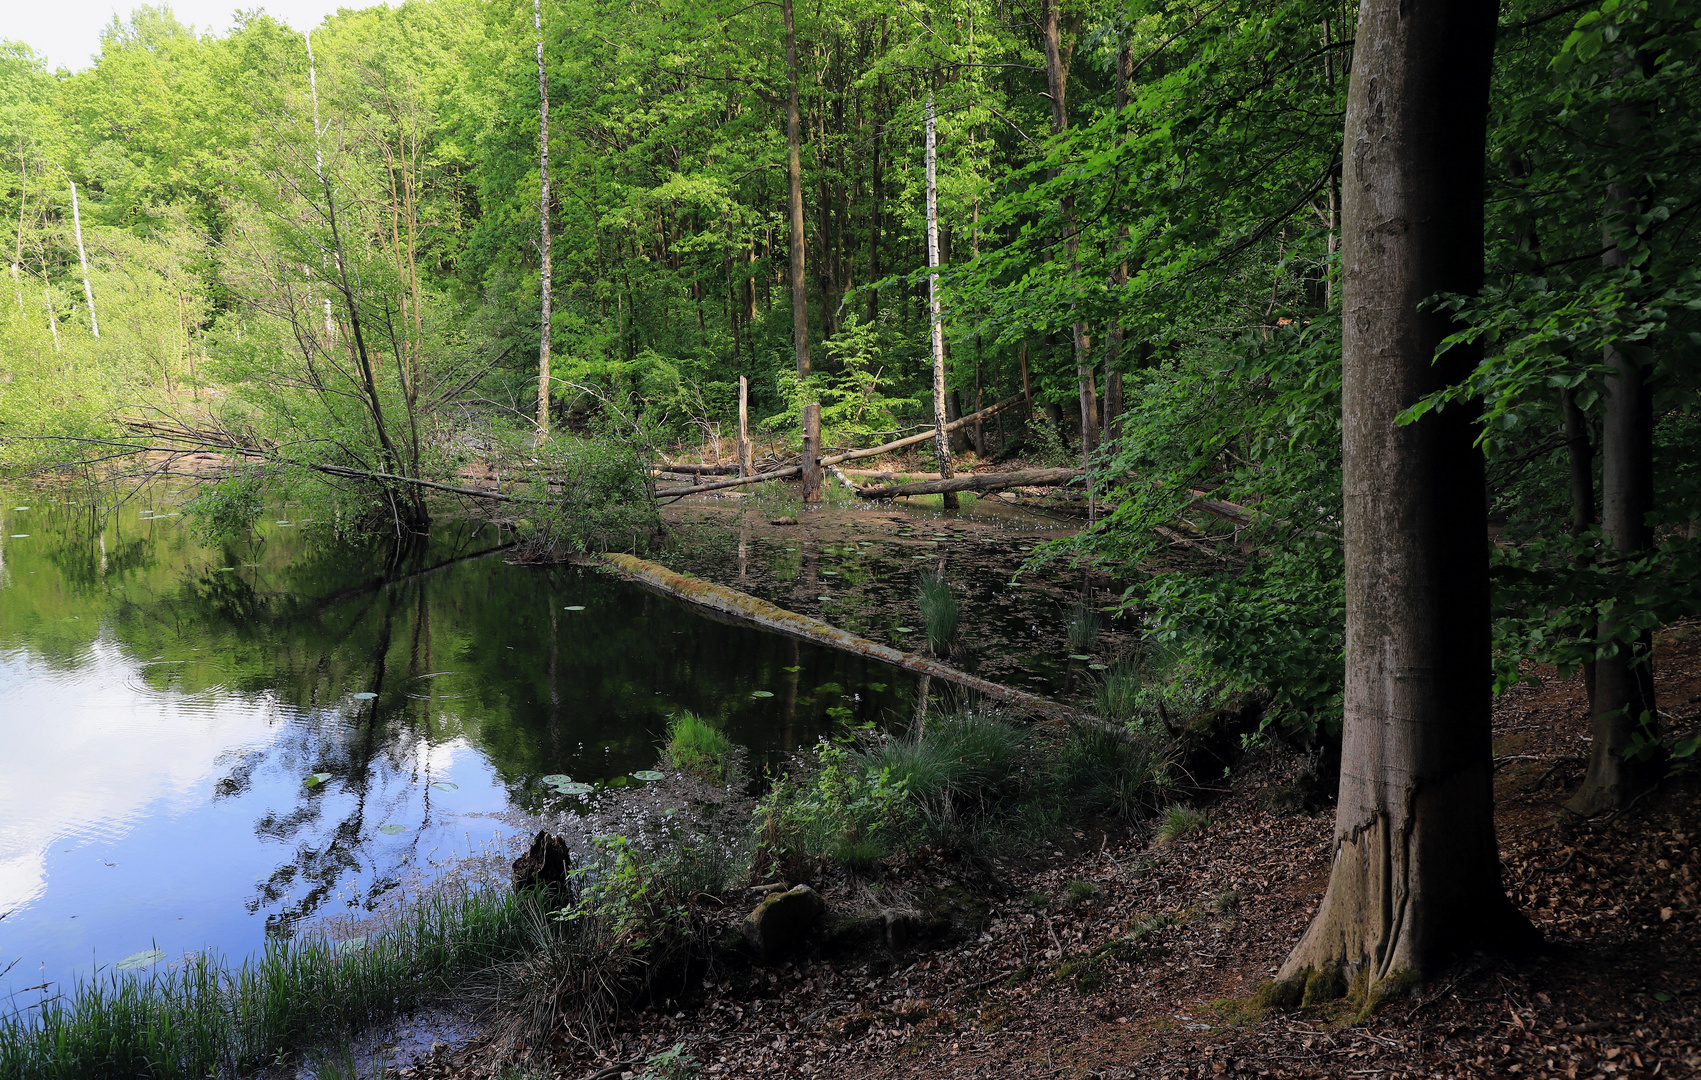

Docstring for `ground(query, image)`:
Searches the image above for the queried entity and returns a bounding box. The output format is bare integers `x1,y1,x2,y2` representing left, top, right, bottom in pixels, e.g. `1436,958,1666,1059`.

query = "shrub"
753,741,912,877
666,711,733,782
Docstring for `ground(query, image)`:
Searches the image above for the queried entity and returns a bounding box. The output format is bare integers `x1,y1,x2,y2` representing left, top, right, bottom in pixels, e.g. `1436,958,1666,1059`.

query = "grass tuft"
916,570,960,657
666,711,734,782
1066,599,1099,654
1155,803,1211,843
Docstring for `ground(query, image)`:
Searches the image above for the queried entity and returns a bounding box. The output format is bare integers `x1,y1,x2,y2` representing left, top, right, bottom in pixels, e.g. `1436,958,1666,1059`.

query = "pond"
0,486,1109,1008
0,490,926,1004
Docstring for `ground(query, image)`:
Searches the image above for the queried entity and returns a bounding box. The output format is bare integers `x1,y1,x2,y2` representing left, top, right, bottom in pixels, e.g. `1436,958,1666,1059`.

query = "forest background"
2,0,1699,799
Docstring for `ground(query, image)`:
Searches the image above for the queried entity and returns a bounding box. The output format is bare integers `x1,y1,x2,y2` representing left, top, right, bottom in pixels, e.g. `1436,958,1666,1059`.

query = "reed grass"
0,886,526,1080
917,569,959,656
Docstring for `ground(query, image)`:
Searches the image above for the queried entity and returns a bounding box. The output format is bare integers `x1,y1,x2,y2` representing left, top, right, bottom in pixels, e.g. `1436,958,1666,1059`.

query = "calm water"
0,491,916,1003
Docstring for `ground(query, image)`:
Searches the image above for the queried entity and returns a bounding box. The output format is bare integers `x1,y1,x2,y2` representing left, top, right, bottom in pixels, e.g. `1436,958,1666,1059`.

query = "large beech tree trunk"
1275,0,1531,995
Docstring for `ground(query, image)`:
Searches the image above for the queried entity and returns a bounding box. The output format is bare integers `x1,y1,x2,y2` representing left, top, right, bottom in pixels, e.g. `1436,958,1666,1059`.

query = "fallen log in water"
650,394,1029,500
857,467,1085,500
596,552,1081,723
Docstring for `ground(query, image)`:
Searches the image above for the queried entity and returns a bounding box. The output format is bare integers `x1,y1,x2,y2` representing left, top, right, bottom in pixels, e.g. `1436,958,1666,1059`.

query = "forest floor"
387,616,1701,1080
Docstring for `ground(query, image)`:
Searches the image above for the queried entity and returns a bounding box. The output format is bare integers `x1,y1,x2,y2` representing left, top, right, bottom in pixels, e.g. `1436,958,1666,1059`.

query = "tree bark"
800,401,822,502
66,177,98,338
924,93,958,510
738,374,754,477
1274,0,1531,995
782,0,810,378
1568,48,1662,817
533,0,552,438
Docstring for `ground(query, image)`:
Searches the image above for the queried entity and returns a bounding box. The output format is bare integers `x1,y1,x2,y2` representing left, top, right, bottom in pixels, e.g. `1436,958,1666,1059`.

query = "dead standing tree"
1270,0,1535,1000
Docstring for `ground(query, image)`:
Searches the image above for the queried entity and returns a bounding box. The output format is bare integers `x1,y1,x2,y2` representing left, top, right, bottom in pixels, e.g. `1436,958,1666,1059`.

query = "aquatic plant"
916,569,959,656
0,887,526,1080
665,711,733,782
1066,599,1098,654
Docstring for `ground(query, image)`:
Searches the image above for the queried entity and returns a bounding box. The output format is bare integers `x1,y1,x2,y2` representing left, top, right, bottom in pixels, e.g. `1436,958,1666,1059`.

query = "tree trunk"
1041,0,1097,463
800,402,822,502
738,374,754,477
1273,0,1531,996
1568,48,1662,817
1104,41,1132,447
1560,386,1598,703
924,93,958,509
533,0,551,438
66,178,98,338
782,0,810,378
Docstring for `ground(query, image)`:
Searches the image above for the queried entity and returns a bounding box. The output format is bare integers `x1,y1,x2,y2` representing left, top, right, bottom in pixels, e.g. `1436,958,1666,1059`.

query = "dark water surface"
0,491,915,1002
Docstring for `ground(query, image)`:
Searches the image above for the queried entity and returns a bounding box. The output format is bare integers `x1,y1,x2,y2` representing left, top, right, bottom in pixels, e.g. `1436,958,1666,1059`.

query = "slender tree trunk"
925,93,958,510
1561,386,1598,704
1568,49,1662,817
1041,0,1097,466
867,73,884,325
1274,0,1531,995
66,177,98,338
1105,41,1132,446
782,0,810,378
534,0,552,438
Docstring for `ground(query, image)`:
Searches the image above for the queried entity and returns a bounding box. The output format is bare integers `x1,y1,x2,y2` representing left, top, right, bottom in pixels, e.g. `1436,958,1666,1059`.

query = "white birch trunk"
67,178,97,338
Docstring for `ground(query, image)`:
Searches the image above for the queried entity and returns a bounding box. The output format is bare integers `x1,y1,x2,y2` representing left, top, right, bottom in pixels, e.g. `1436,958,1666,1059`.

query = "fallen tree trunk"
819,391,1026,468
653,463,740,476
654,465,802,499
650,393,1029,500
858,467,1084,500
596,552,1082,723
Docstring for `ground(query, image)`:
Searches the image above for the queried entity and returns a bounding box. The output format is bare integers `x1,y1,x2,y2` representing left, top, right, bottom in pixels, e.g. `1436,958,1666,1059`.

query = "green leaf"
379,823,406,835
632,770,665,781
431,781,458,792
303,773,332,788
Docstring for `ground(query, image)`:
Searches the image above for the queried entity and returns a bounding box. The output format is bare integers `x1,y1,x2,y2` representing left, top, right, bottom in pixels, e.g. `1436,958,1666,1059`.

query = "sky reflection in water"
0,494,911,1000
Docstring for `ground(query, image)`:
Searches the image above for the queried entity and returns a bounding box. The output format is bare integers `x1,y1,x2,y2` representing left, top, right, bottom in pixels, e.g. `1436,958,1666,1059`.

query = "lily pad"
606,775,629,787
303,773,332,788
540,774,572,786
215,567,236,572
431,781,459,792
379,823,406,835
563,605,585,611
351,692,378,700
116,949,166,971
751,690,775,698
9,534,27,538
632,770,665,782
892,626,914,633
1069,654,1093,661
555,781,594,796
1089,663,1109,671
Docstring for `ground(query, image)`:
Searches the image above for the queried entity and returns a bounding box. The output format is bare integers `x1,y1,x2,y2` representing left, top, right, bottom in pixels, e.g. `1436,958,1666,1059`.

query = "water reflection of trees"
5,497,913,935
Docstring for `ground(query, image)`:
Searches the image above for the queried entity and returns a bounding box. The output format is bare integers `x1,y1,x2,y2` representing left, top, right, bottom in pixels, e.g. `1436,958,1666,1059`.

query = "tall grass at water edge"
917,570,959,656
0,886,527,1080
